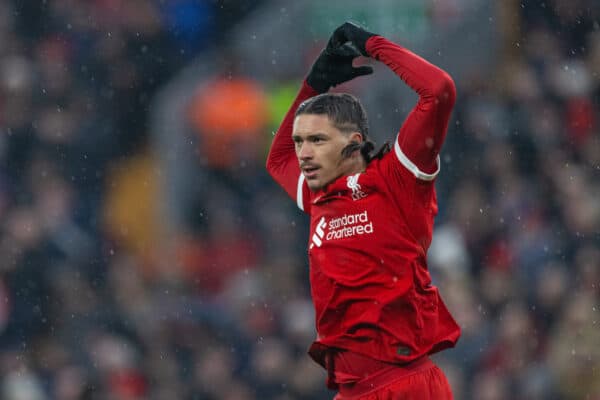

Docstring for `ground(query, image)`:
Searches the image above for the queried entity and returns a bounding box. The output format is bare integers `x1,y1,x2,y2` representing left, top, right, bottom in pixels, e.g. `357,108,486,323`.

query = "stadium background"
1,0,599,399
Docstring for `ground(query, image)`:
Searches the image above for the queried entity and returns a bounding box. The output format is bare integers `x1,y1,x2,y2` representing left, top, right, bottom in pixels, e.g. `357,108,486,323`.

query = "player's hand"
306,43,373,93
329,21,377,57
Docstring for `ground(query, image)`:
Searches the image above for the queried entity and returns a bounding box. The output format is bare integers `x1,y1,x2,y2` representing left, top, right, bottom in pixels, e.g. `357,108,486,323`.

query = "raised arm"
266,40,373,211
367,36,456,177
331,22,456,178
266,81,318,204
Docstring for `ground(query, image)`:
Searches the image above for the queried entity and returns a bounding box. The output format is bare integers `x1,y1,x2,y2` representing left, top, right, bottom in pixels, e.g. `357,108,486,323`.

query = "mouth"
301,165,320,179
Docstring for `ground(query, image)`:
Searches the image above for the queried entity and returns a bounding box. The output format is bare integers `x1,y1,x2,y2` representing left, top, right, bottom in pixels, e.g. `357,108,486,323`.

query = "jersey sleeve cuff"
364,35,382,57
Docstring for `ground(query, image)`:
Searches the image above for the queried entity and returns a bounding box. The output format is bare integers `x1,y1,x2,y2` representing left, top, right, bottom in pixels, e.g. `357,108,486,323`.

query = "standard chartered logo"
327,210,374,239
310,211,374,248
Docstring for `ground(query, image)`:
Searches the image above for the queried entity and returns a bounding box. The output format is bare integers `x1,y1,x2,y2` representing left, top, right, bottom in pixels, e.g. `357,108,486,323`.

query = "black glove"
306,43,373,93
329,21,377,57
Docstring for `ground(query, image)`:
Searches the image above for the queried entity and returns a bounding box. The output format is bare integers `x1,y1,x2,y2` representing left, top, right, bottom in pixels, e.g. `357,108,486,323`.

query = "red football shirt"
267,36,461,368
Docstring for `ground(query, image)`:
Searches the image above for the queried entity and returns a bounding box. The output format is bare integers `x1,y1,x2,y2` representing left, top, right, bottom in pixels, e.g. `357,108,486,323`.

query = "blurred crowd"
1,1,599,399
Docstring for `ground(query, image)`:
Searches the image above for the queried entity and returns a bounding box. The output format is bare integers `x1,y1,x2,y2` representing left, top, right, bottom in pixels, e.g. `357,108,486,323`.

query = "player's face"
292,114,362,191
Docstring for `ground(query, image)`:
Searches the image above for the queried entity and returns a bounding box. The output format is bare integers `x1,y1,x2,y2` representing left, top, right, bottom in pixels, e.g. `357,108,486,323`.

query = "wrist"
302,80,322,95
363,35,380,57
306,75,330,94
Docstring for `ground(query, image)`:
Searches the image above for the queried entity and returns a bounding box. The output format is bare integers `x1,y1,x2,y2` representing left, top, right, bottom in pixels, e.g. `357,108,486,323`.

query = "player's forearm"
266,80,318,196
367,36,455,173
366,36,456,106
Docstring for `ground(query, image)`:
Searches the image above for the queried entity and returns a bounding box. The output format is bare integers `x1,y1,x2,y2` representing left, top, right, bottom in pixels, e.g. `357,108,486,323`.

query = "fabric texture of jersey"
266,35,461,371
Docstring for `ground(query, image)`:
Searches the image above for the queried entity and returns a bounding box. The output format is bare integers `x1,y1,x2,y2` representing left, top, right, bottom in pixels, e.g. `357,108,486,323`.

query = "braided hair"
296,93,390,162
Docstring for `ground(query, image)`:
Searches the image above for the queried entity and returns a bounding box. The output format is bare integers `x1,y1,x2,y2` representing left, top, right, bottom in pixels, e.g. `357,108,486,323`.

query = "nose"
298,142,313,160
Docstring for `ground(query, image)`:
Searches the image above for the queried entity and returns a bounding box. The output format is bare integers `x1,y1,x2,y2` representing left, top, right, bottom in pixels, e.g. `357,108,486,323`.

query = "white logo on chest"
347,173,367,200
310,211,374,249
310,217,327,248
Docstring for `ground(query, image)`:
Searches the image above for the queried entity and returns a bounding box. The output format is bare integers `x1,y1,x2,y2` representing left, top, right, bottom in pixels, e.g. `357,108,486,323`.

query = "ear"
349,132,363,144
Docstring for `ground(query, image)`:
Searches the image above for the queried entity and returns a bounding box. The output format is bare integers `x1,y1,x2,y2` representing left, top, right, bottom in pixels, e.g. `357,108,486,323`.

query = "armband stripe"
394,140,440,181
296,174,305,211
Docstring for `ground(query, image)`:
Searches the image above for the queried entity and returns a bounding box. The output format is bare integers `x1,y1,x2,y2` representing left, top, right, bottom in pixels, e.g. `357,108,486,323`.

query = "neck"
344,155,367,176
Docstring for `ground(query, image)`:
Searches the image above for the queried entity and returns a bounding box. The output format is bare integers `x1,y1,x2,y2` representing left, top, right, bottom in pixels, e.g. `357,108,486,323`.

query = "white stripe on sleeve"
296,174,305,211
394,140,440,181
